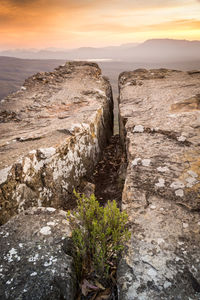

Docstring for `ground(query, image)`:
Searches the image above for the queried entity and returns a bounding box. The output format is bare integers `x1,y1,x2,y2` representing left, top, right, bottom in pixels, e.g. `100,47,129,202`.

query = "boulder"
0,207,76,300
117,69,200,299
0,61,113,224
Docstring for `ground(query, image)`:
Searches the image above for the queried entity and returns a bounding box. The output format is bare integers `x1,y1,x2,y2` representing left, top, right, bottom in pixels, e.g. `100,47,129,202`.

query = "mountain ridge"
0,38,199,61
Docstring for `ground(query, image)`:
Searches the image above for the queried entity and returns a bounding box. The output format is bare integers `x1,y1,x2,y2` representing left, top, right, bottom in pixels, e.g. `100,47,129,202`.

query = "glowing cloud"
0,0,199,48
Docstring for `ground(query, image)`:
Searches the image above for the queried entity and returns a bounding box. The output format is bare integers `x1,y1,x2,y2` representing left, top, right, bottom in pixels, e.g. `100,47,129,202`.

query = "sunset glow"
0,0,200,49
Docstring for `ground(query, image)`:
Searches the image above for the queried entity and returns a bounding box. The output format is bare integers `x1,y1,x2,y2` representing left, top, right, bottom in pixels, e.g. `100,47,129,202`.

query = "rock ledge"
118,69,200,300
0,61,113,224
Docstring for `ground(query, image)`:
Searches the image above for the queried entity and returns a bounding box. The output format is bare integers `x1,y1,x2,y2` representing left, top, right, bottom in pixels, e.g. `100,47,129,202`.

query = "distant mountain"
0,39,199,61
131,39,200,61
119,42,139,48
0,38,200,101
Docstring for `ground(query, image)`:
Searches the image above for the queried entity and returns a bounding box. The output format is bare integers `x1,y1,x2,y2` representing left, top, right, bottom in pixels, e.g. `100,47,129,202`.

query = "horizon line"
1,37,200,52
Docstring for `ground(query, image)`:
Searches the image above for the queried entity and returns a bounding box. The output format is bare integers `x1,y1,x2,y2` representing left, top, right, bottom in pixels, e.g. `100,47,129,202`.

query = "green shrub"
67,190,131,280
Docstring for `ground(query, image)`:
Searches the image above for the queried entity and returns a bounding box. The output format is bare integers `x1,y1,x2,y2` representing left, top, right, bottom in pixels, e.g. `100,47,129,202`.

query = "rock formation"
0,62,113,224
1,63,200,299
0,207,76,299
117,69,200,299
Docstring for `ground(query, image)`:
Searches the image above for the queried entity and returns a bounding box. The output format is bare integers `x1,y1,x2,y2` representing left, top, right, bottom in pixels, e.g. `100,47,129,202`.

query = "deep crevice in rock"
70,84,128,300
89,134,126,208
74,134,127,300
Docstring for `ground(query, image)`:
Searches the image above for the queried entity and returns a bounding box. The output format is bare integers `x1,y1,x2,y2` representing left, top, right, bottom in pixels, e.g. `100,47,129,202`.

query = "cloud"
79,18,200,33
1,0,190,10
1,0,40,7
2,0,95,9
0,0,91,29
0,0,199,48
7,0,36,4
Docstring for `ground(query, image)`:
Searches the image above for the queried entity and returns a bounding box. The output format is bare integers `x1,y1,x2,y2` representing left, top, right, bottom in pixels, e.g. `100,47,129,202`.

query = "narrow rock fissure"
66,134,127,300
73,88,128,300
89,134,126,208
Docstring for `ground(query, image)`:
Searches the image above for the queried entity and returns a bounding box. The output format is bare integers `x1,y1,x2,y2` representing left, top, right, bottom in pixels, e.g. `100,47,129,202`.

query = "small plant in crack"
67,189,131,298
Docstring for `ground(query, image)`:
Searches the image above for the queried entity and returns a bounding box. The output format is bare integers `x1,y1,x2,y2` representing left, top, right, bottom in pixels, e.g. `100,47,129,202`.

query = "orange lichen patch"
170,94,200,112
184,151,200,178
90,123,96,139
90,108,103,139
180,150,200,195
96,108,103,124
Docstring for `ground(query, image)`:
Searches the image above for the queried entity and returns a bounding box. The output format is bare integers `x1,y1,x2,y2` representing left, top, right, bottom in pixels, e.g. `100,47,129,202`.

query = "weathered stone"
0,61,113,224
118,69,200,299
0,207,76,300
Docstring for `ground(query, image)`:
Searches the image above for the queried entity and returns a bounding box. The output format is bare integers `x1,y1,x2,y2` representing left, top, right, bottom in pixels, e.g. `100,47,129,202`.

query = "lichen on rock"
0,207,76,300
0,61,113,224
118,69,200,299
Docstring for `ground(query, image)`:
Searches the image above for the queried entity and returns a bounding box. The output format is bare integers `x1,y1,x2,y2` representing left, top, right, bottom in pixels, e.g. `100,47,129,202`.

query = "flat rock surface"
118,69,200,299
0,207,76,300
0,61,113,224
0,61,112,169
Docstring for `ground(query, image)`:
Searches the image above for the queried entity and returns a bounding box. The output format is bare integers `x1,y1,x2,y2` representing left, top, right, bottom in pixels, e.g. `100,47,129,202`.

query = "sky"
0,0,200,49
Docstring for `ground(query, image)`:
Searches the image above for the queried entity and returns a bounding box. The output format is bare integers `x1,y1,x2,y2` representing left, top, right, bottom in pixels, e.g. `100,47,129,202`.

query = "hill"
0,39,200,61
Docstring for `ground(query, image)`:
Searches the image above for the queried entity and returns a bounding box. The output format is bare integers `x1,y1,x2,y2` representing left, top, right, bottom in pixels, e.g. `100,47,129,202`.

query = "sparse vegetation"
67,190,130,286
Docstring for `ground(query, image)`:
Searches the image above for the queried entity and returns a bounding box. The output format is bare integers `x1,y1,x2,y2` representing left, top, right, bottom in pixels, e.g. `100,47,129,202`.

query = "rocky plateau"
0,61,113,224
0,64,200,300
117,68,200,300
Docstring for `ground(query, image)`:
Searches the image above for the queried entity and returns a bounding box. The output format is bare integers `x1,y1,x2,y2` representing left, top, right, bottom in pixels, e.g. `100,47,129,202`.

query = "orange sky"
0,0,200,49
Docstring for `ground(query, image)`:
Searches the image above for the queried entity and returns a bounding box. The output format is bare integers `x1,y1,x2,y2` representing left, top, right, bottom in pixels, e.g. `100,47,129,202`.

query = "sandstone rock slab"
0,207,76,300
0,61,113,224
118,69,200,299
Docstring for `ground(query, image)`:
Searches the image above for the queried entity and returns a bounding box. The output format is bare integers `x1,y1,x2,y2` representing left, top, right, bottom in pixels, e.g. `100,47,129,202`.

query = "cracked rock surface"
0,207,76,300
118,69,200,299
0,61,113,224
